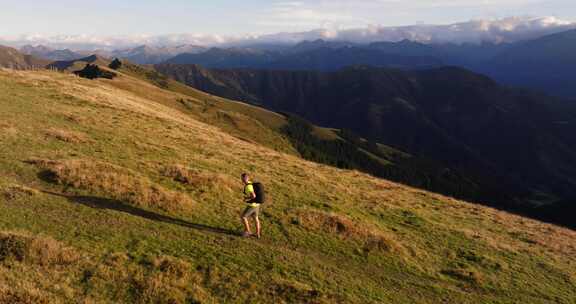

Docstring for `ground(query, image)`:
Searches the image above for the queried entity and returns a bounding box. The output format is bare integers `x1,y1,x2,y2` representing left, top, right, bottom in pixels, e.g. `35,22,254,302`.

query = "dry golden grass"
0,286,51,304
0,229,211,304
161,164,238,192
93,254,213,304
23,158,60,168
16,68,296,154
132,274,212,304
1,184,39,201
0,232,79,267
152,255,192,280
45,128,89,143
0,122,18,137
32,159,194,213
27,236,80,267
331,168,576,259
440,268,483,284
267,279,332,304
295,209,401,253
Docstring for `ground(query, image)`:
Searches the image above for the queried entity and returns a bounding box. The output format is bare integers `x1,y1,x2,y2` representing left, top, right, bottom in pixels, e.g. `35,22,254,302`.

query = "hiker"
240,173,264,238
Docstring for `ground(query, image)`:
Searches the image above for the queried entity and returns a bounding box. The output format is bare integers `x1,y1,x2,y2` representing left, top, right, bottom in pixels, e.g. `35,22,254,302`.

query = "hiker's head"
241,173,250,184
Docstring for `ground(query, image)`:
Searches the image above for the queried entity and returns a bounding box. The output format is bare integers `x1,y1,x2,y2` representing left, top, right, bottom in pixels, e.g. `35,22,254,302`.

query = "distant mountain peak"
0,44,50,69
18,44,83,61
108,44,207,64
20,44,54,53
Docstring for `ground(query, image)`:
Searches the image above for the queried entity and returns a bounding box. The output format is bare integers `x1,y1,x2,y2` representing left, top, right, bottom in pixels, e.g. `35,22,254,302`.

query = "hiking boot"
242,231,252,238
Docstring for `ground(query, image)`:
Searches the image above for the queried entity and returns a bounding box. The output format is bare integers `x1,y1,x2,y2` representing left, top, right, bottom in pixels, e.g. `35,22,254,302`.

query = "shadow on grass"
40,190,240,237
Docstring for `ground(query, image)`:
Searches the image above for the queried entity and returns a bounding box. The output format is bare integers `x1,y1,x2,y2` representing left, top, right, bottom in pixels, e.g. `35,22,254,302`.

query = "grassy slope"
0,68,575,303
112,63,297,156
121,63,341,144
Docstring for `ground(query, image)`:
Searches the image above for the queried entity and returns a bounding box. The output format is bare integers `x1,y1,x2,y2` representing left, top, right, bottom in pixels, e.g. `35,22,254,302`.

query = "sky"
0,0,575,48
1,0,575,36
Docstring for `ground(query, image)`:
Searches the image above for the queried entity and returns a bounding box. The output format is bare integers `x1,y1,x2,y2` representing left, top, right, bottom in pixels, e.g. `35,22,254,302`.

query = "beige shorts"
242,205,260,218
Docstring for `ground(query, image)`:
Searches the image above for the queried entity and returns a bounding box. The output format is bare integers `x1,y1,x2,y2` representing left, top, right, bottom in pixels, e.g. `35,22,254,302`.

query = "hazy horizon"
2,0,575,36
1,16,575,51
1,0,575,50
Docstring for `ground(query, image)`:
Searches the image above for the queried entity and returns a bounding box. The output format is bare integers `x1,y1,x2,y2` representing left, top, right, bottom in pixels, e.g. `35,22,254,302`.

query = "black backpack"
252,182,266,204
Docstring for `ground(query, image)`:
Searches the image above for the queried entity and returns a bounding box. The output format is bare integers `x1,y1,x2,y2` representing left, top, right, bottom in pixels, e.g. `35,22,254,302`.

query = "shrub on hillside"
441,268,483,285
0,287,50,304
131,255,212,304
45,128,89,143
1,184,38,201
161,165,237,193
33,159,194,213
267,280,329,303
74,64,117,80
0,232,79,266
295,209,401,253
109,58,122,70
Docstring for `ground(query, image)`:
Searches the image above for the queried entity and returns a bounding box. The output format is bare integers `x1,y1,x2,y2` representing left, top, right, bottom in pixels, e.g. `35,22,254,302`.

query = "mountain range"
165,45,443,71
19,44,208,65
107,44,207,64
19,44,84,61
12,26,576,98
483,29,576,99
166,47,280,69
160,28,576,98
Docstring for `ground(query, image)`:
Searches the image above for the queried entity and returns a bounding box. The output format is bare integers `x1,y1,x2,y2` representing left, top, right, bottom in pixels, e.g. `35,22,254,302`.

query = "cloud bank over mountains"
1,16,574,50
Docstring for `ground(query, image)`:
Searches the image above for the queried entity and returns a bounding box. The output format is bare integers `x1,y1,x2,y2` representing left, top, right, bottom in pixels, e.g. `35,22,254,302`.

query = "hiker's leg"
242,217,252,235
254,215,261,239
253,207,261,239
241,207,252,235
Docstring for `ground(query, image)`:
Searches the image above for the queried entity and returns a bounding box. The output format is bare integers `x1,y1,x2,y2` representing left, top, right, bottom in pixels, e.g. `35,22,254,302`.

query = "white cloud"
250,1,359,31
0,16,574,50
321,16,576,44
237,16,576,45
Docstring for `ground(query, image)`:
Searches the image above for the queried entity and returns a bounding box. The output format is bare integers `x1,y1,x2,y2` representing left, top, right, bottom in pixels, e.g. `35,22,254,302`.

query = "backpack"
251,182,266,204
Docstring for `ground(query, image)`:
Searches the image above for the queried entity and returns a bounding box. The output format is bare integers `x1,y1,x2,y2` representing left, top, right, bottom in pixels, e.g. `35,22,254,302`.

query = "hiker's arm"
244,191,256,201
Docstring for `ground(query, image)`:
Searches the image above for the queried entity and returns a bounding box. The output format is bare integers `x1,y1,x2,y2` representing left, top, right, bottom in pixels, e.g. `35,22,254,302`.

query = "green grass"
0,68,575,303
114,63,298,156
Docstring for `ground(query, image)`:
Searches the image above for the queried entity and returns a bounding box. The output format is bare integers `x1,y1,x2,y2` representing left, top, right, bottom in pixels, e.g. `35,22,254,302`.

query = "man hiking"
240,173,262,239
